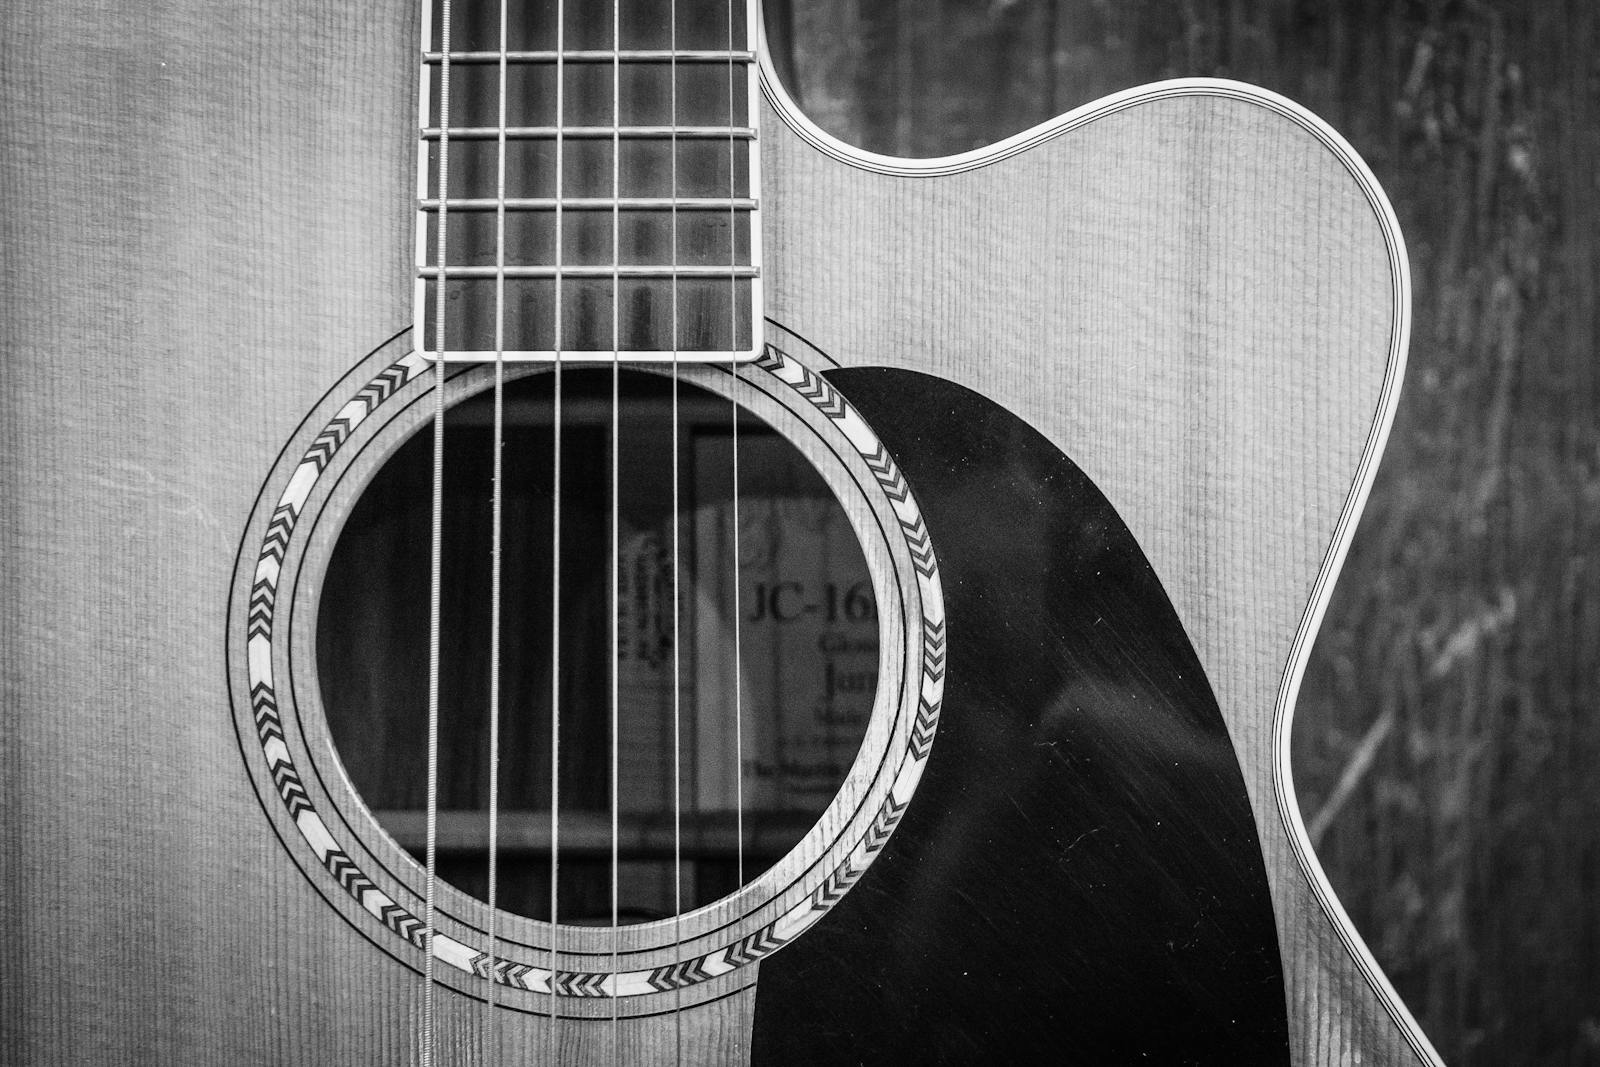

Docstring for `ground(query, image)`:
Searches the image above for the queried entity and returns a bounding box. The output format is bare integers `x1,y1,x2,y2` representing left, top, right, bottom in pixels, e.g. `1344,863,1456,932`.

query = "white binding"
757,32,1445,1067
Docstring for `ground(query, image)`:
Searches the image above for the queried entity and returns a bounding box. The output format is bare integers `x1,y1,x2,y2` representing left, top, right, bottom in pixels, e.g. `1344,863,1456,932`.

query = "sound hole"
317,369,878,924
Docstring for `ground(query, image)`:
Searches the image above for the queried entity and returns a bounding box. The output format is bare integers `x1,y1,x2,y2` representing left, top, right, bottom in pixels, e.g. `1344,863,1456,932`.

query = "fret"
421,125,756,141
420,196,756,211
425,0,751,66
426,59,749,130
421,278,754,354
426,142,750,200
416,0,762,361
421,211,749,276
421,265,759,279
423,49,755,64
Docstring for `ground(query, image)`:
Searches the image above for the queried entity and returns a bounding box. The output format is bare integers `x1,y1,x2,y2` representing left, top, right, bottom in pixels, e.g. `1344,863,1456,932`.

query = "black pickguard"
750,368,1289,1065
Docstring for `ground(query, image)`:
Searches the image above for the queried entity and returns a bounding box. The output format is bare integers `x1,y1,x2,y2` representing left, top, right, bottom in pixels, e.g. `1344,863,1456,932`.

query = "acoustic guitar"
1,0,1443,1063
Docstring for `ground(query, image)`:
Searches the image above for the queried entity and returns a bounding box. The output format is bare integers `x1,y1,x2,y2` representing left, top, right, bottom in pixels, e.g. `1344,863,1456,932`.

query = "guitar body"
0,1,1436,1064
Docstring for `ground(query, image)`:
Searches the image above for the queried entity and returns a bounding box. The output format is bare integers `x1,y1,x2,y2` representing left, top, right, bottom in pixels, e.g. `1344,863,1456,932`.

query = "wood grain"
762,81,1424,1066
1,0,1427,1060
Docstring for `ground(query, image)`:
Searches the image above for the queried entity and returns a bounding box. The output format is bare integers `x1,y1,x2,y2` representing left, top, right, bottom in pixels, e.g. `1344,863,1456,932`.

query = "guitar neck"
414,0,762,362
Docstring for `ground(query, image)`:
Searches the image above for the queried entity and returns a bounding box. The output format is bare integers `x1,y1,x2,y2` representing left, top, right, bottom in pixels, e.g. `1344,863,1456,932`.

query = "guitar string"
729,0,745,893
669,0,683,1059
484,0,510,1052
609,0,622,1055
423,0,453,1059
549,0,566,1050
419,9,745,1059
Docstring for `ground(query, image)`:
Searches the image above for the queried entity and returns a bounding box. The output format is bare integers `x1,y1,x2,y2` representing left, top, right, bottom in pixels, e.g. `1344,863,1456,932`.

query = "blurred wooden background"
767,1,1599,1063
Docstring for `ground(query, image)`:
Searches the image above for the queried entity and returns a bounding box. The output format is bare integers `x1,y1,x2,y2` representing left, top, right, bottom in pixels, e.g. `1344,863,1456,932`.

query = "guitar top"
0,0,1440,1063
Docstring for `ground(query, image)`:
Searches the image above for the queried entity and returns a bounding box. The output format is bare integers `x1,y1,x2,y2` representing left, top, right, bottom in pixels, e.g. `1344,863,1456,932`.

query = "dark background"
765,2,1599,1063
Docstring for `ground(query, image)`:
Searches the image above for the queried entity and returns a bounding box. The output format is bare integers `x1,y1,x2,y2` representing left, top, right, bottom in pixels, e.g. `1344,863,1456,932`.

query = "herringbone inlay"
238,344,944,1000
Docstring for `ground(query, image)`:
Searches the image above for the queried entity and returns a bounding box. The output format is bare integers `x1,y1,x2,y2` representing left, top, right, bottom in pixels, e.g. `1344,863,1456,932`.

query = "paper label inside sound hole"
613,432,879,823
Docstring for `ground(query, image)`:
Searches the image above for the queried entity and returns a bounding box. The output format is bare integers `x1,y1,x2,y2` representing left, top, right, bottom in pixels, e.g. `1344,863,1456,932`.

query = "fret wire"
743,0,764,362
427,349,764,363
416,7,762,359
423,48,755,63
420,196,756,210
421,125,755,140
419,265,759,278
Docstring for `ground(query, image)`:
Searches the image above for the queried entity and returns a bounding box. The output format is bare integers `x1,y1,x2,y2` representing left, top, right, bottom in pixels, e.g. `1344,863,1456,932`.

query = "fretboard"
415,0,761,361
